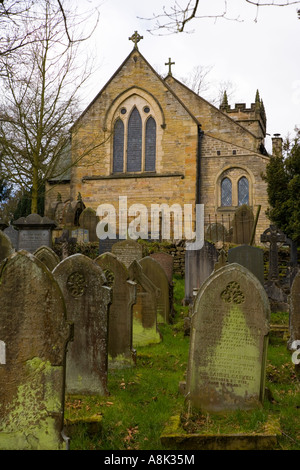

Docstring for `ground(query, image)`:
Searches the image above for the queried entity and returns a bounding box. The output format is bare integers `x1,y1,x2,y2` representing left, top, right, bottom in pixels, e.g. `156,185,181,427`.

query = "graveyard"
0,218,299,451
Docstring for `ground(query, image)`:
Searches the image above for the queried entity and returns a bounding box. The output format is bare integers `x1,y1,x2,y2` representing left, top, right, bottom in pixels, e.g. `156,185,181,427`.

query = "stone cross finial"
165,57,175,76
129,31,143,49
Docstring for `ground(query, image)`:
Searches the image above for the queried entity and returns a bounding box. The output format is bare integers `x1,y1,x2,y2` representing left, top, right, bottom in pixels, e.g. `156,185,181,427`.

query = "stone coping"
160,414,280,451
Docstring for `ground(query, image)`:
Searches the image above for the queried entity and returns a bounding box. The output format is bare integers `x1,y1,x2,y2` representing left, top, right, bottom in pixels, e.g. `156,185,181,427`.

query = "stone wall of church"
68,50,201,235
200,134,270,244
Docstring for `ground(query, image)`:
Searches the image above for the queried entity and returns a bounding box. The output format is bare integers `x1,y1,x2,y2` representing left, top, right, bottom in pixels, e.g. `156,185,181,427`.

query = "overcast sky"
81,0,300,153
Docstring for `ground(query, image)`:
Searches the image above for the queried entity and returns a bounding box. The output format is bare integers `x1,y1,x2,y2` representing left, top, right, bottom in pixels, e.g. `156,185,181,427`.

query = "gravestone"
150,252,174,284
228,245,264,285
34,245,60,271
13,213,57,253
184,240,218,304
112,239,143,269
288,270,300,351
140,256,170,324
261,225,286,281
99,238,118,255
232,205,254,245
186,263,270,412
128,260,161,347
0,251,73,450
3,225,19,250
0,230,14,262
79,207,99,242
95,252,136,368
53,254,111,395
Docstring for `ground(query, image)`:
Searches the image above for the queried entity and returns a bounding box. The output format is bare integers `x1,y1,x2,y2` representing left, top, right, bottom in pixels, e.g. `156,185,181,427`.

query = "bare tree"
0,0,101,213
143,0,300,34
0,0,99,58
180,64,214,95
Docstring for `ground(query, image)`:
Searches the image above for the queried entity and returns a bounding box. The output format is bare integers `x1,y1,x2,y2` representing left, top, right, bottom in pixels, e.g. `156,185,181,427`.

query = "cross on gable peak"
165,57,175,76
129,31,143,50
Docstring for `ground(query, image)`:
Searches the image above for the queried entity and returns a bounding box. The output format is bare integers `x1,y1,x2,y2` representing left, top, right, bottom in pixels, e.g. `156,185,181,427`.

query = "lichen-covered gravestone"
186,263,270,412
95,252,136,368
0,230,14,263
139,256,170,324
288,270,300,351
53,254,111,395
34,245,60,271
128,260,161,347
0,251,73,450
112,239,143,269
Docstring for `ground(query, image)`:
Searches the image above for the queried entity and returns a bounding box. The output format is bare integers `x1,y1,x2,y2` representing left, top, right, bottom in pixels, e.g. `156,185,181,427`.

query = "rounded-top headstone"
186,263,270,412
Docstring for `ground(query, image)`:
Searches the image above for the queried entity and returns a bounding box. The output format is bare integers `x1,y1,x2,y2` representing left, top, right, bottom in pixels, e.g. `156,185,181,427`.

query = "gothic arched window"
221,177,232,206
113,119,124,173
145,117,156,172
238,176,249,206
127,107,142,172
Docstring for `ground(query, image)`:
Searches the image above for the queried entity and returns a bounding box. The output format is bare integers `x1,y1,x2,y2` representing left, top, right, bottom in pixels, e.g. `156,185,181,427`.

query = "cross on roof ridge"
129,31,143,50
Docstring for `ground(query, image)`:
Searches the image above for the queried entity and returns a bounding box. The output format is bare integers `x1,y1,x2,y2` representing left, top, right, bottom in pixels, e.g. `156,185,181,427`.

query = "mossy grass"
64,277,300,450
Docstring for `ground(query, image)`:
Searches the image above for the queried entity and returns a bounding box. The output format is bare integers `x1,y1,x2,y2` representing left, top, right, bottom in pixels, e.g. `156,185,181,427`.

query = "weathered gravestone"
150,252,174,319
140,256,170,324
13,213,57,253
53,254,111,395
3,225,19,250
34,245,60,271
79,207,99,242
186,263,270,412
128,260,161,347
95,252,137,368
231,205,254,245
0,230,14,263
0,251,73,450
184,240,218,304
228,245,264,285
112,239,143,269
288,270,300,351
150,252,174,284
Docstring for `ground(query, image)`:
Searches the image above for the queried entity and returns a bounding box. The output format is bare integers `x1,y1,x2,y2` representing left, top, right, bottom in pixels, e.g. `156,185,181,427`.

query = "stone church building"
45,32,281,245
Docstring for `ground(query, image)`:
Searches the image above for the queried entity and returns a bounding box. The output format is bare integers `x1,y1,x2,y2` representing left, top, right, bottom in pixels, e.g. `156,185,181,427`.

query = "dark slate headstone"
186,263,270,412
79,207,99,243
112,239,143,269
228,245,264,285
95,253,136,368
53,254,111,395
128,260,161,347
0,251,72,450
140,256,170,324
34,245,60,271
184,241,218,304
288,270,300,351
13,213,57,253
0,230,14,263
3,226,19,250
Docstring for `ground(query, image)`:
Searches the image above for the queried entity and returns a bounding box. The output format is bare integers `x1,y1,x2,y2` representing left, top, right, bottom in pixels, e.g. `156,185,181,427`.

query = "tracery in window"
221,177,232,206
145,117,156,172
238,176,249,206
127,107,142,172
113,119,124,173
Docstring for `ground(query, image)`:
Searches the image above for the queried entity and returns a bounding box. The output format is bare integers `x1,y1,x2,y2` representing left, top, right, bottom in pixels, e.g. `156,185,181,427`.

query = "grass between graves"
64,276,300,451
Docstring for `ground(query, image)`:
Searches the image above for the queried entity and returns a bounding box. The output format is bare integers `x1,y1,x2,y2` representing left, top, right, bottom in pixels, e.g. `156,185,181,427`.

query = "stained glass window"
145,117,156,172
238,177,249,206
127,107,142,172
221,177,232,206
113,119,124,173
